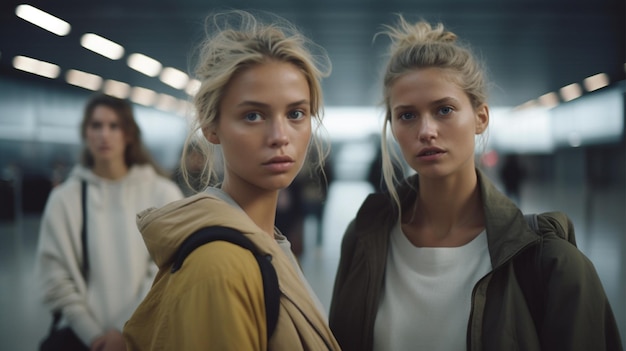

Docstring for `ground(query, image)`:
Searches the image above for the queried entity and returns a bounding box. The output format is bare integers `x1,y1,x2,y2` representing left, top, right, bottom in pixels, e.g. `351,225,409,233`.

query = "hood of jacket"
136,192,281,270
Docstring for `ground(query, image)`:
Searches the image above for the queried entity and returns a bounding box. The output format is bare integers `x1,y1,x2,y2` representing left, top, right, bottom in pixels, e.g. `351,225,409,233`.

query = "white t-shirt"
374,220,492,351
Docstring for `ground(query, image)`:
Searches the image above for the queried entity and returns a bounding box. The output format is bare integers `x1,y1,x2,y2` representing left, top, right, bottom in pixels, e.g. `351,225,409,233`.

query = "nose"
268,118,289,147
418,115,437,142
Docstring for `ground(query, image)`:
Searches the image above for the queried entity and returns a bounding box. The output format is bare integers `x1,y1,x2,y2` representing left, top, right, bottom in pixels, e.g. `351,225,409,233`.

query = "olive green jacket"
329,170,622,351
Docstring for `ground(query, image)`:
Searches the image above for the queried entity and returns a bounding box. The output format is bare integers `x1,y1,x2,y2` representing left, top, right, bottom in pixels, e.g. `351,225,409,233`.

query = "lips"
263,155,294,165
418,147,445,157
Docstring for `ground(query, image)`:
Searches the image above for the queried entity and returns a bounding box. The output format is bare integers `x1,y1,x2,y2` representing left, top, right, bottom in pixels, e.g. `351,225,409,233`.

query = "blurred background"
1,0,624,349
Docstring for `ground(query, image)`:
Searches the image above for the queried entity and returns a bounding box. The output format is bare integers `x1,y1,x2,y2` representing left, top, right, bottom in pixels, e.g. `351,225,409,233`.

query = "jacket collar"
354,169,539,269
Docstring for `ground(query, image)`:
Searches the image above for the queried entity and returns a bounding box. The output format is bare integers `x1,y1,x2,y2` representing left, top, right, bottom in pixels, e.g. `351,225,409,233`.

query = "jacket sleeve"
157,241,267,351
329,218,369,351
34,186,103,345
538,232,623,350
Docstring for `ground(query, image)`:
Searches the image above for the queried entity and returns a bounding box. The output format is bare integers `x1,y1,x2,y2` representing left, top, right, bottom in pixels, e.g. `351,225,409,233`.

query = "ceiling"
1,0,624,109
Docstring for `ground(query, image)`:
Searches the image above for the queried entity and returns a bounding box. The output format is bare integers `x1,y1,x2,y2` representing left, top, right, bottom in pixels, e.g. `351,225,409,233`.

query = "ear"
202,126,220,145
474,104,489,134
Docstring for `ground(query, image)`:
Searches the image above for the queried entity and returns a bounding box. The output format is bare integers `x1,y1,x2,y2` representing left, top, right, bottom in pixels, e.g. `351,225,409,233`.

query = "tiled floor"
1,178,624,350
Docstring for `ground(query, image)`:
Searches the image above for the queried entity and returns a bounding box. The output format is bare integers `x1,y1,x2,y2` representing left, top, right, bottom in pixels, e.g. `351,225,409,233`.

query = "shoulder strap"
524,211,576,246
171,226,280,341
523,213,539,233
81,180,89,282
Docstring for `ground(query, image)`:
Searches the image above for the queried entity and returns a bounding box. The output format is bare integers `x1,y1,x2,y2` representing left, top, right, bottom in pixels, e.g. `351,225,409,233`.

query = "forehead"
389,67,468,103
90,105,121,122
222,61,310,103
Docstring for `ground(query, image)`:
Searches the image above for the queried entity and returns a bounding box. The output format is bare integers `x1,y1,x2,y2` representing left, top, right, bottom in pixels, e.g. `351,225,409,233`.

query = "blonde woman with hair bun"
123,10,339,351
330,15,622,351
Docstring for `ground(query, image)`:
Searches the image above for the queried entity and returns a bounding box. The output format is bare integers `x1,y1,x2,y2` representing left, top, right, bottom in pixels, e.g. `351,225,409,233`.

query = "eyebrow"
392,97,460,112
236,99,310,108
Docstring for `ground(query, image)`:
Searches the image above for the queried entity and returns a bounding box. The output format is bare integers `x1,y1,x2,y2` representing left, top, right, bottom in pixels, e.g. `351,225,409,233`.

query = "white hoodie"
35,164,183,346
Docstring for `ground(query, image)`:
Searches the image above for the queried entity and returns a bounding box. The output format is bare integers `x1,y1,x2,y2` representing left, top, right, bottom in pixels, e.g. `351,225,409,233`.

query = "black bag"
39,180,89,351
171,226,281,340
39,312,88,351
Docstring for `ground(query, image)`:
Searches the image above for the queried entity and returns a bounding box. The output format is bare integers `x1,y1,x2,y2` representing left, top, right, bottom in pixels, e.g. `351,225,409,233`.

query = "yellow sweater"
123,193,340,350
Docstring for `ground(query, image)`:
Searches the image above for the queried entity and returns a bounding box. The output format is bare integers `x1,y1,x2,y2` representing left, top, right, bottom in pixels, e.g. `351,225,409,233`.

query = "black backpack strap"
524,213,539,233
81,180,89,282
171,226,280,341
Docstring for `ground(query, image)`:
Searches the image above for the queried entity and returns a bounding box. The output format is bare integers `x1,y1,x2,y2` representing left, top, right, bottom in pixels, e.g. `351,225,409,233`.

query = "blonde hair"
378,15,489,209
180,10,331,192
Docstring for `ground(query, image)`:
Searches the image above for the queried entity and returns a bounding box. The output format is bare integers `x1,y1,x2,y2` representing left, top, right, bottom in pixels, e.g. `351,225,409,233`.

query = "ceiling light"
66,69,102,91
178,100,194,117
130,86,157,106
127,53,162,77
12,55,60,79
103,79,131,99
560,83,582,102
185,79,201,96
514,100,538,111
15,4,71,36
538,92,559,109
583,73,609,92
160,67,189,90
80,33,124,60
155,94,179,112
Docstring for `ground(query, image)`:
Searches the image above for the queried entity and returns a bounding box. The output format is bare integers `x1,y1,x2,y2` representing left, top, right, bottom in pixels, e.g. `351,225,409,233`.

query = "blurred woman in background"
35,93,183,351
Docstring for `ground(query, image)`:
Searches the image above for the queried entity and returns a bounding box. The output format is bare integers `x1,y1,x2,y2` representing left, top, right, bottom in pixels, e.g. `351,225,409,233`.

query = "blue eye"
439,106,453,115
288,110,305,120
399,112,415,121
245,112,262,121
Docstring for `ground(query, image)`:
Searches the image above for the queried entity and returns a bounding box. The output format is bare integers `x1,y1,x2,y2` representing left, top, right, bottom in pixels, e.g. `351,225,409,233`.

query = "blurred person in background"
330,15,622,351
35,93,183,351
122,10,339,350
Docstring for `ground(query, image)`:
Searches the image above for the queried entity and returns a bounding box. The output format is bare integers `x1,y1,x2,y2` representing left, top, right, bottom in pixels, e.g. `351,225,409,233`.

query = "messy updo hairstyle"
378,15,489,209
180,10,332,192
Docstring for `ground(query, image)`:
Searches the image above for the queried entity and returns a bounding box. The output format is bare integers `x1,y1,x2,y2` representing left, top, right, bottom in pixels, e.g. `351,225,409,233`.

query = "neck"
403,169,484,246
92,160,129,180
221,182,278,237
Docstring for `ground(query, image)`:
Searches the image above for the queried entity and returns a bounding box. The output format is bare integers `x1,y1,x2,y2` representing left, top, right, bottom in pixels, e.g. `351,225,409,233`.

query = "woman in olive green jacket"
329,15,622,351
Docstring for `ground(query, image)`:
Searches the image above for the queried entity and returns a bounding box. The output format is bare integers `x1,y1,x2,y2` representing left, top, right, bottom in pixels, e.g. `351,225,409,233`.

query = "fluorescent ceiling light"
160,67,189,90
15,4,71,36
538,92,559,109
127,53,162,77
80,33,124,60
185,79,201,96
66,69,102,91
583,73,609,92
178,100,194,117
560,83,582,102
155,93,179,112
103,79,131,99
12,55,60,79
130,86,157,106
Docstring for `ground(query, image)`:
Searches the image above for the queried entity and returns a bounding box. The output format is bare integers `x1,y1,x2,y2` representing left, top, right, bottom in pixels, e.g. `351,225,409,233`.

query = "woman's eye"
439,106,453,115
288,110,305,120
399,112,414,121
244,112,262,121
